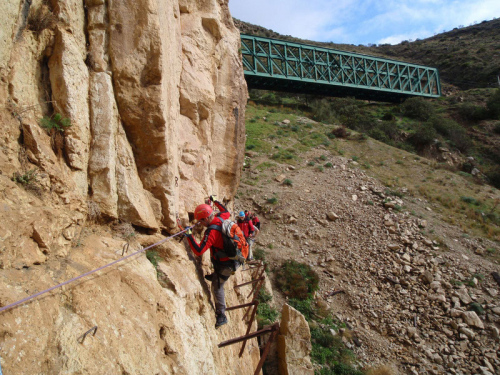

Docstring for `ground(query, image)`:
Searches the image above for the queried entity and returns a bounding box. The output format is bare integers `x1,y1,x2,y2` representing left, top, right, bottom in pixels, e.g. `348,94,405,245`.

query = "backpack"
208,219,249,264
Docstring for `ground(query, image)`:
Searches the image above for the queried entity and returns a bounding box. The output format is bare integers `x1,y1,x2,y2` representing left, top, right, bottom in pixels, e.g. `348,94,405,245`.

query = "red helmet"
194,204,213,221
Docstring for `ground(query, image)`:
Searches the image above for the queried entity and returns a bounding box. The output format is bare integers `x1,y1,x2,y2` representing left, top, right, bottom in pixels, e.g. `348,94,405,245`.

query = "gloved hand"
209,195,215,202
185,228,192,236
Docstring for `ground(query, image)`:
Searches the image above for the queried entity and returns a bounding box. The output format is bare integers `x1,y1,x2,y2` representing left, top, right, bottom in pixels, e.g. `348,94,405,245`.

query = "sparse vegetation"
12,169,42,196
26,2,57,34
276,260,319,299
266,197,278,204
146,250,161,268
12,169,38,186
40,113,71,133
256,290,279,328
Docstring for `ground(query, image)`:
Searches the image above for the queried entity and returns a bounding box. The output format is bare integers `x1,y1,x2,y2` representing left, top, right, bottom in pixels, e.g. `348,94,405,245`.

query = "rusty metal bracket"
226,300,258,312
234,277,265,289
240,266,260,272
247,268,266,299
122,243,129,256
238,300,259,357
77,326,98,344
218,322,277,348
218,322,280,374
254,324,279,375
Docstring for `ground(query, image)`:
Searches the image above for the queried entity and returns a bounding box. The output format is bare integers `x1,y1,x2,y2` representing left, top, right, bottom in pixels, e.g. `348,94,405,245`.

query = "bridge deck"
240,34,441,102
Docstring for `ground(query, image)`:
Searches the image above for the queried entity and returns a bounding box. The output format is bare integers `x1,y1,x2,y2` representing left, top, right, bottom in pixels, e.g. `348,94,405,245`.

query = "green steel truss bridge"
240,34,441,102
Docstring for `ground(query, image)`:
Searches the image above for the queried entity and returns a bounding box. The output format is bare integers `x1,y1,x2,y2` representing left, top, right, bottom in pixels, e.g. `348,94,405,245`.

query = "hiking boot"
204,273,215,282
215,313,228,329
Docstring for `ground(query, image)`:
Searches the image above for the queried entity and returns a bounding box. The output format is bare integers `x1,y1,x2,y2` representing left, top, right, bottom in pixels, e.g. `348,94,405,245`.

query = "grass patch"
146,250,161,268
255,161,276,171
266,197,278,204
256,290,279,328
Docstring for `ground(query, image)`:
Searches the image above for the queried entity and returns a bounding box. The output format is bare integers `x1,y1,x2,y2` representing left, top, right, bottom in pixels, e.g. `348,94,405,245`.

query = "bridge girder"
240,34,441,103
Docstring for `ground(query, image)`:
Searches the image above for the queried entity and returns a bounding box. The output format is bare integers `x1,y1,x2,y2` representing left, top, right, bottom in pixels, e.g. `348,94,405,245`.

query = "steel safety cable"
0,225,196,314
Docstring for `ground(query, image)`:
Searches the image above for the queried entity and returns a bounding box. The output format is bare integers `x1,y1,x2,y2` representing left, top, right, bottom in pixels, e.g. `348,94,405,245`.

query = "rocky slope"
236,133,500,374
0,0,260,374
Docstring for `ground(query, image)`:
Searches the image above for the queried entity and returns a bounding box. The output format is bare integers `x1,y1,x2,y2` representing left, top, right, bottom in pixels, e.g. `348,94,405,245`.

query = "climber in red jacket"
185,196,232,329
237,211,258,260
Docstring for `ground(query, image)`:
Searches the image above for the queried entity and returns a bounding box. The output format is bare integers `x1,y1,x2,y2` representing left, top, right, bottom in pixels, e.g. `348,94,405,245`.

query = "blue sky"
229,0,500,45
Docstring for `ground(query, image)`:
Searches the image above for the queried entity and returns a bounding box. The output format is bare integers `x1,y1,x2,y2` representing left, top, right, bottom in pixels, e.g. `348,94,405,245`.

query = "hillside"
234,18,500,192
235,102,500,374
234,18,500,90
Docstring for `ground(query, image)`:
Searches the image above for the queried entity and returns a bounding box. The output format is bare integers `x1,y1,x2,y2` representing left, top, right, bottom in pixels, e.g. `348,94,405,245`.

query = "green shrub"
308,161,315,166
311,98,338,124
271,149,295,161
276,260,319,299
331,126,349,138
428,116,471,152
253,247,266,261
256,303,279,328
283,178,293,186
401,97,434,121
468,302,485,314
319,155,327,161
310,325,361,375
146,250,161,268
460,196,481,205
288,298,315,320
487,88,500,119
12,169,38,185
457,103,488,121
40,113,71,132
256,290,279,328
325,162,333,168
327,132,336,139
382,111,395,121
266,197,278,204
12,169,42,196
409,124,437,151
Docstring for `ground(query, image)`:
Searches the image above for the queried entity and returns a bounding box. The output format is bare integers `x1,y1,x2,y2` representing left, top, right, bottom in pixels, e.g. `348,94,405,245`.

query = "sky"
229,0,500,45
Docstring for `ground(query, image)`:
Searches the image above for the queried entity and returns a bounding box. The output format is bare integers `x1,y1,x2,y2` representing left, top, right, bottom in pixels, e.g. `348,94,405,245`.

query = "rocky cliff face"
0,0,252,373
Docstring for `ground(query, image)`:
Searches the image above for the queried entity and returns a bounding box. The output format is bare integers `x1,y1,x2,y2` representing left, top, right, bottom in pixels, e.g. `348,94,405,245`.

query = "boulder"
278,304,314,375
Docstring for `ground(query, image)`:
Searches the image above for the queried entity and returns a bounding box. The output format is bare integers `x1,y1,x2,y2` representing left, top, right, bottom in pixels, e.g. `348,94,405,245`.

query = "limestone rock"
275,174,287,183
326,212,339,221
278,304,314,375
462,311,485,329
